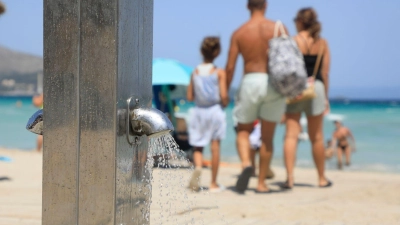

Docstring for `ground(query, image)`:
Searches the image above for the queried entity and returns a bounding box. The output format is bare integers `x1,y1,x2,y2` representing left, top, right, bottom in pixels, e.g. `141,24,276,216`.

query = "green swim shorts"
233,73,286,124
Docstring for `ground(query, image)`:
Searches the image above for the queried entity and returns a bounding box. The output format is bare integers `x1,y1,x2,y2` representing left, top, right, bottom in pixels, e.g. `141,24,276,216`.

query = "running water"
148,134,198,224
146,134,226,224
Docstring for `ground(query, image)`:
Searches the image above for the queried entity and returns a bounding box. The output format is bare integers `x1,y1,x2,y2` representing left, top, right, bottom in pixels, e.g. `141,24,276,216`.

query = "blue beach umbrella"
152,58,193,85
152,58,193,127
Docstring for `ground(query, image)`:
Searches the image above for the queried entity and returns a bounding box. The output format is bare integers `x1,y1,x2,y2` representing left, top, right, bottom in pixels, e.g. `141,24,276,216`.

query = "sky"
0,0,399,99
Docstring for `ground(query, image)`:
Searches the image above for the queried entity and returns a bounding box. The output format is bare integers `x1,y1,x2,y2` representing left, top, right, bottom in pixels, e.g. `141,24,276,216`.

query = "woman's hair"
295,8,321,39
201,37,221,62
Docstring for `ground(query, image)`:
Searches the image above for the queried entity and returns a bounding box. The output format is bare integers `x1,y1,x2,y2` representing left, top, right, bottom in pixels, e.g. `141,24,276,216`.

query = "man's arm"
225,33,239,89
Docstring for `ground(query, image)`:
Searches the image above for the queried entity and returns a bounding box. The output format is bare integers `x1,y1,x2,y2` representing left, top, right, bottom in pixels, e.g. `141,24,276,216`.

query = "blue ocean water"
0,97,39,150
175,99,400,173
1,97,400,173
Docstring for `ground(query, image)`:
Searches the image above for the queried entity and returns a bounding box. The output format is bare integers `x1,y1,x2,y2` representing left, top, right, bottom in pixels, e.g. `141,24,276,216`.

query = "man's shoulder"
232,18,277,37
232,21,250,35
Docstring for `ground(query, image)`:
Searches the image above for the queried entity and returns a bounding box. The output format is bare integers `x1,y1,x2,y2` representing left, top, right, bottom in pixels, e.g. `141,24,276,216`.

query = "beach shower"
36,0,158,224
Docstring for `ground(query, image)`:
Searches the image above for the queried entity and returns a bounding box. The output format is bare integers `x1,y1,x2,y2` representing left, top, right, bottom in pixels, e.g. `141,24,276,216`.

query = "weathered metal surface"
43,0,154,224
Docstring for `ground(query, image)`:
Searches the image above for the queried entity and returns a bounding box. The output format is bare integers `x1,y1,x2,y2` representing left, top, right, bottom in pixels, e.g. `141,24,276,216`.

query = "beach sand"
1,148,399,225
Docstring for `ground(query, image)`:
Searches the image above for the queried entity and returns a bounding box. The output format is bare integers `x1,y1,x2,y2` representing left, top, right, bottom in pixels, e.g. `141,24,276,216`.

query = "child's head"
201,36,221,63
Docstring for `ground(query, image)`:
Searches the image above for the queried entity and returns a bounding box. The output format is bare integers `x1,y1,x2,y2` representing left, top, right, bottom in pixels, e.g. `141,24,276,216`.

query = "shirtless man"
331,121,356,169
226,0,288,193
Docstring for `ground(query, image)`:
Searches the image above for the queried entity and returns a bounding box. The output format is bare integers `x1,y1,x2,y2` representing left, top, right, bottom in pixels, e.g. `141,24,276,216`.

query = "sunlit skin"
226,1,288,193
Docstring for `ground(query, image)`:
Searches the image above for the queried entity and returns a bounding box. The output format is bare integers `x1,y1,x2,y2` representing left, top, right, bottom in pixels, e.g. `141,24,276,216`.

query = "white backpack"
268,21,307,98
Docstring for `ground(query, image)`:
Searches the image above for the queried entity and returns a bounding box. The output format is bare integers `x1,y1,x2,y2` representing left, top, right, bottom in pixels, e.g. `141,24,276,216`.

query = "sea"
1,96,400,173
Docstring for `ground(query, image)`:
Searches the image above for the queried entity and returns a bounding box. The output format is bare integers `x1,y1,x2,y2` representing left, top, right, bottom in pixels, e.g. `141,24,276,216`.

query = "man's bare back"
226,15,288,87
236,18,274,73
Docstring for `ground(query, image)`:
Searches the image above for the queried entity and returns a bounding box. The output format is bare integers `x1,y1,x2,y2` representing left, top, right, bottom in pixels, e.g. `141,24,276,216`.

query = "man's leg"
250,149,257,176
257,120,277,192
283,113,302,188
236,123,254,169
235,123,254,193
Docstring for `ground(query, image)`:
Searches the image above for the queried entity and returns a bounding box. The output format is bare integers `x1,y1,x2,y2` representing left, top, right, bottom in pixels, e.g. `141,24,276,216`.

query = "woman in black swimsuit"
283,8,332,189
333,121,356,169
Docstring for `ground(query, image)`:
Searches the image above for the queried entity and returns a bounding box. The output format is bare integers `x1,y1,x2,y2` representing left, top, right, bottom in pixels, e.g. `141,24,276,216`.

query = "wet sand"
1,148,400,225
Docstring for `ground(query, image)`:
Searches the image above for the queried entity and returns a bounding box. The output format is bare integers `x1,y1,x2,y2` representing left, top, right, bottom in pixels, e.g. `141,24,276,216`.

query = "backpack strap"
273,20,287,38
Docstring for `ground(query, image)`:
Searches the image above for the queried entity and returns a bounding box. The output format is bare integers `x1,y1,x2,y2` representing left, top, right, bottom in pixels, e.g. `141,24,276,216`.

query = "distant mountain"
0,45,43,96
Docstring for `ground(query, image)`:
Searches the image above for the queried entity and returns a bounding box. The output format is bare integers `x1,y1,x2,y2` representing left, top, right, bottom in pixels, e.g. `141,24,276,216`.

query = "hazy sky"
0,0,399,99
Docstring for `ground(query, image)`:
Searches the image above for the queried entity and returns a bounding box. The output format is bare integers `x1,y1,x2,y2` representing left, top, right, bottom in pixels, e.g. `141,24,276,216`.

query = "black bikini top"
299,35,324,82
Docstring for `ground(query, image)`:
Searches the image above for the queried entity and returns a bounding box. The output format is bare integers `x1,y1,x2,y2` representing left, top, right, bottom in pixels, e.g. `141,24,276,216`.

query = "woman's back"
295,33,327,81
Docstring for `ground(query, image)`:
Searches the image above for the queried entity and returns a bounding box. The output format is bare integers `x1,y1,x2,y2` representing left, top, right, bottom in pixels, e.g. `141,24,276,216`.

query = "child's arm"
186,74,194,102
218,69,229,107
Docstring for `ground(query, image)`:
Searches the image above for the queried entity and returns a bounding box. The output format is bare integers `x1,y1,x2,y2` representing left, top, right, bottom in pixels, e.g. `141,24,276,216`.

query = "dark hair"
201,37,221,62
0,2,5,15
248,0,266,10
295,8,321,39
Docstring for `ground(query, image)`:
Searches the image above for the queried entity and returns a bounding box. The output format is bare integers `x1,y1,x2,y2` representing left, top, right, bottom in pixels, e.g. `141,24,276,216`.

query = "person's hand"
221,98,230,108
323,99,330,115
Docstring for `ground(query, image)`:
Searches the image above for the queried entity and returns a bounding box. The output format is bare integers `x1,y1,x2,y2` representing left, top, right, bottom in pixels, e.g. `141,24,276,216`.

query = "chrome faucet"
26,109,43,135
26,97,174,144
130,107,174,138
125,97,174,145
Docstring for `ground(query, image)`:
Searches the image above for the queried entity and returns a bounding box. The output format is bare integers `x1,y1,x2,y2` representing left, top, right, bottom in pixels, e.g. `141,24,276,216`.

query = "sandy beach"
1,148,400,225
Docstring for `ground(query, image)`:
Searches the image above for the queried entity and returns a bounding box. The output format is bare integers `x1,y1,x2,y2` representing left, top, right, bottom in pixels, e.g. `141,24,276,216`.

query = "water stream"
142,133,226,224
148,134,196,224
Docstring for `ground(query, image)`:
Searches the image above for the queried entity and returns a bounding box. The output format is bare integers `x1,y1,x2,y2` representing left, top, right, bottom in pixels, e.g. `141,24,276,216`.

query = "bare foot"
256,183,270,193
319,178,332,187
283,180,294,189
210,183,219,189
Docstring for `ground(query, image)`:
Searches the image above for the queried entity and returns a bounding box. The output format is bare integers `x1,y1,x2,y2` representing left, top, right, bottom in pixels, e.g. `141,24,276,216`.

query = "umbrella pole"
162,85,177,128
